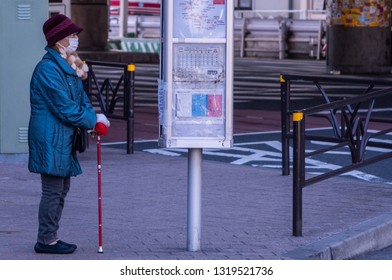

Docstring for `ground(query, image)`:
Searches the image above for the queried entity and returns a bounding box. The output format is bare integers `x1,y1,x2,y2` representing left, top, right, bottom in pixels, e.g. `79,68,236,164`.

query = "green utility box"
0,0,47,153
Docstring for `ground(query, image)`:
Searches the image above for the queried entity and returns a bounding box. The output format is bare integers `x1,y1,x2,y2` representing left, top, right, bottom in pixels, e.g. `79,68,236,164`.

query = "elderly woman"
29,14,109,254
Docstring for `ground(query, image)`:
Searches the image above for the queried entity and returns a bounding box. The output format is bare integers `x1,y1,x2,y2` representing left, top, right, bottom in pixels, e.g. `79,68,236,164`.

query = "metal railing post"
125,64,135,154
292,111,305,237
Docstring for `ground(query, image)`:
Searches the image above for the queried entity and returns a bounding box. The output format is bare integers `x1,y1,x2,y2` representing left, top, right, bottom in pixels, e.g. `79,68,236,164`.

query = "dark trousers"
37,174,70,244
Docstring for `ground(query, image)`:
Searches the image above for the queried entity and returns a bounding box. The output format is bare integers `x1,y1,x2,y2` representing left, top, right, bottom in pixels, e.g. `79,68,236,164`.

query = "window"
235,0,252,10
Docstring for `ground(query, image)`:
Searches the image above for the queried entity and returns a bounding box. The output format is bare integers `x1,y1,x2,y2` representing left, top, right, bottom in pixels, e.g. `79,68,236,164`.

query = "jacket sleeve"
78,79,97,122
31,60,97,129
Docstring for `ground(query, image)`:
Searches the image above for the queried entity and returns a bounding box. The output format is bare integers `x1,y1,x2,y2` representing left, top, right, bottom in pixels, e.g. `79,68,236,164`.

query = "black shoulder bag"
73,127,87,153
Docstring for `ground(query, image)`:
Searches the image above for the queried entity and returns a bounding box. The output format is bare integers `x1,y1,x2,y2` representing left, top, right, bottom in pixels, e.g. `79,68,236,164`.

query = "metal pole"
292,112,304,236
187,148,202,251
125,64,135,154
240,16,246,58
280,75,290,175
97,135,103,253
119,0,128,38
278,20,287,60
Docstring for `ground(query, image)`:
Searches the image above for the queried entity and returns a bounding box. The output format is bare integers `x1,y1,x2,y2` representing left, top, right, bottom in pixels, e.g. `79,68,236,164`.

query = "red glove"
95,122,108,136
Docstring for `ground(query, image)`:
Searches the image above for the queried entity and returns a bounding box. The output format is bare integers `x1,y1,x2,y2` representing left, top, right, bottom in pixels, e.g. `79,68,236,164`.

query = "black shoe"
57,240,77,249
34,242,76,254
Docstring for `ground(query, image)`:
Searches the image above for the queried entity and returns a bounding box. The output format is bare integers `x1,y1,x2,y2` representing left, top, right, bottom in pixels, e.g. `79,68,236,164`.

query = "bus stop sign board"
159,0,234,149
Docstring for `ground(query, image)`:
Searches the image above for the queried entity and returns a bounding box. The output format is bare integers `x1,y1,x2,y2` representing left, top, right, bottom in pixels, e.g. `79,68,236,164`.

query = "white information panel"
159,0,233,148
173,0,227,38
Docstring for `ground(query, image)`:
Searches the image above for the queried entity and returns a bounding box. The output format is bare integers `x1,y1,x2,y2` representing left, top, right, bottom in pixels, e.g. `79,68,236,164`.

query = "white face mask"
66,37,79,53
59,37,79,53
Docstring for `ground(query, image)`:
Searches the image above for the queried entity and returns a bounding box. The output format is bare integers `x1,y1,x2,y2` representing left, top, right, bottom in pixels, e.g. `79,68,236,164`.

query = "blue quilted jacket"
28,47,96,177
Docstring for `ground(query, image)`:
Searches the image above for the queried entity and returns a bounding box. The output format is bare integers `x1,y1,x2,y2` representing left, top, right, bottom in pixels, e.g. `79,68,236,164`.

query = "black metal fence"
84,60,135,154
280,73,392,236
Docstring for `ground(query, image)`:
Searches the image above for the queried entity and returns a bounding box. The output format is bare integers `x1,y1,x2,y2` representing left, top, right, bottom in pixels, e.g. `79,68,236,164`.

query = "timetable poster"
173,0,227,38
173,44,226,82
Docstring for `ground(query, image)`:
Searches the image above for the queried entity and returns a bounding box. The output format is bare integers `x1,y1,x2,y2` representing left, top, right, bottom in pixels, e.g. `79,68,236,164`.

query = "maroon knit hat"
43,14,83,46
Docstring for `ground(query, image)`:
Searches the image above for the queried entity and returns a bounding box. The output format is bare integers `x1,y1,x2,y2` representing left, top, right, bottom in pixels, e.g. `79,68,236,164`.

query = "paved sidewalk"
1,144,392,260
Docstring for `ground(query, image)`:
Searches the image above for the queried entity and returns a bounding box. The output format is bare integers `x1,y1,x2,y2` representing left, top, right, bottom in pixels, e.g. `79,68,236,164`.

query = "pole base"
98,246,103,253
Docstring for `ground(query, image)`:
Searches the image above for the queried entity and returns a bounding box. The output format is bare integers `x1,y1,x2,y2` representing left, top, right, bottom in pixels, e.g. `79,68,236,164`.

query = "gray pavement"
1,145,392,260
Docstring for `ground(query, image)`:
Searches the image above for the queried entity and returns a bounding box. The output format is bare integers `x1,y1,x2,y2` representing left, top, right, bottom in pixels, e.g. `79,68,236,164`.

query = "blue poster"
192,94,208,116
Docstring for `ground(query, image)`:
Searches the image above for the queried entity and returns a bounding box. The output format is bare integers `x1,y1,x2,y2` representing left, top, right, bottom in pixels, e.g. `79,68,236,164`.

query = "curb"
284,212,392,260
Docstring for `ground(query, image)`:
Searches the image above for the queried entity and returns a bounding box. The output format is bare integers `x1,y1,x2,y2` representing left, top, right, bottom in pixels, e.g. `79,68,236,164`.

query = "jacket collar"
44,46,78,77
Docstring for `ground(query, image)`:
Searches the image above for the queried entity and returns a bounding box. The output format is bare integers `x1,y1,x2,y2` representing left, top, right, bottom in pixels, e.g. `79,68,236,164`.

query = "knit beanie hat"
43,14,83,46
